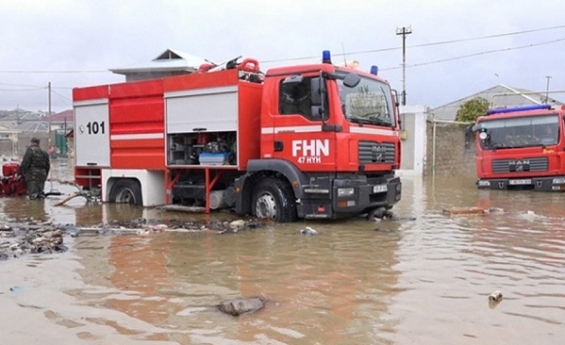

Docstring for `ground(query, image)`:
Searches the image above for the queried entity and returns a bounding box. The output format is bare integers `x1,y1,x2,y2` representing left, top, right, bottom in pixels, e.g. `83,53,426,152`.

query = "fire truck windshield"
477,113,559,149
338,76,394,127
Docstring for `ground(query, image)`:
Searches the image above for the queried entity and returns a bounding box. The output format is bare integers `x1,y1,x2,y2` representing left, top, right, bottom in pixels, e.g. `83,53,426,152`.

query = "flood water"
1,160,564,344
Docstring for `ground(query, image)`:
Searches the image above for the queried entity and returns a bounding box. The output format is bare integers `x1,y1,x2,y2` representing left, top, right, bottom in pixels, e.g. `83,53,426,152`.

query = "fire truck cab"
473,104,565,191
73,51,402,222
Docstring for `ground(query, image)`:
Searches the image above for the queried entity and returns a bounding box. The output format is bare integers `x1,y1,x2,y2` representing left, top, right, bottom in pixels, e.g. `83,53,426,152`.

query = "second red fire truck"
474,104,565,191
72,51,402,222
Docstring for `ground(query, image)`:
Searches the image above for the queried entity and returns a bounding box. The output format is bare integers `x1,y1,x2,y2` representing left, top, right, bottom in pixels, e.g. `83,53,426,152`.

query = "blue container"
199,153,229,165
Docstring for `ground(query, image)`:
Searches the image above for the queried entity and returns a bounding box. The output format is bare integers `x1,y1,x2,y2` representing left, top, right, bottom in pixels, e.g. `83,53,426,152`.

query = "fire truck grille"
491,157,548,173
358,141,396,164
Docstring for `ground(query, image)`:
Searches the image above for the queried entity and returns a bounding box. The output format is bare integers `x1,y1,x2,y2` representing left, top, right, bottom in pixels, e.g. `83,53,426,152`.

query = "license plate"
508,179,531,185
373,184,388,193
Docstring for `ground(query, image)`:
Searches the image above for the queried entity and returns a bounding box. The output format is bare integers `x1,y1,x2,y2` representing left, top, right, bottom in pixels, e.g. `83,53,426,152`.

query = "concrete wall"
424,119,476,177
397,106,477,178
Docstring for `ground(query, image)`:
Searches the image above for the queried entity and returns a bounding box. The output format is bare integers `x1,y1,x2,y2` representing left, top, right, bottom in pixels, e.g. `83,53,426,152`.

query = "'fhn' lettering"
292,139,330,157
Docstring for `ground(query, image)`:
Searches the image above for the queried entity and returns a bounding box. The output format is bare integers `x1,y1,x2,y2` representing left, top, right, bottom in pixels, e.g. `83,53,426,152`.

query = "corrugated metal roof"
49,109,73,123
110,48,210,74
14,121,48,132
430,84,565,121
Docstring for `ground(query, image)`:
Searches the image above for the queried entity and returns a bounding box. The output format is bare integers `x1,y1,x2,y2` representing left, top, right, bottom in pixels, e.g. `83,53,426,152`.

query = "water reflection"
71,215,405,344
384,174,565,344
2,197,48,222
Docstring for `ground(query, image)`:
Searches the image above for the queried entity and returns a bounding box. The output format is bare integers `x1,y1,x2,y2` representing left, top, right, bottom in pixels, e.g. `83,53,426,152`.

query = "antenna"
341,43,347,66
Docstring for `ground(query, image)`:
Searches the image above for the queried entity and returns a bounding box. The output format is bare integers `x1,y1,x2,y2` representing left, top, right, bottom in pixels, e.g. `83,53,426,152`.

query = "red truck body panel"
109,79,165,170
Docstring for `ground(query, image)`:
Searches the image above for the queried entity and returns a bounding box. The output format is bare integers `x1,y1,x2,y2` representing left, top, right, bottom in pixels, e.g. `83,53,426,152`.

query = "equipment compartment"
167,131,237,166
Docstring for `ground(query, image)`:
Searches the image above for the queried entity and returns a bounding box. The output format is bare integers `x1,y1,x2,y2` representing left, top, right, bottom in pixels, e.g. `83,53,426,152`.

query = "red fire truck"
473,104,565,191
72,51,402,222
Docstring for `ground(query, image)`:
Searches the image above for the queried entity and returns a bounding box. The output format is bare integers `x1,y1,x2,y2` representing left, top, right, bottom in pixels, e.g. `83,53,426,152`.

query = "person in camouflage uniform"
18,137,50,199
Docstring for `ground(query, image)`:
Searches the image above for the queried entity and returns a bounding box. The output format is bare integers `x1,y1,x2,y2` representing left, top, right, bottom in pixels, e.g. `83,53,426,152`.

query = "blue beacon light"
322,50,332,64
370,65,378,75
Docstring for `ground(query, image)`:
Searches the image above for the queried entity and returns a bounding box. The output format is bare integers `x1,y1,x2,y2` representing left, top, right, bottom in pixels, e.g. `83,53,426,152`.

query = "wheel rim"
115,188,136,204
255,192,277,219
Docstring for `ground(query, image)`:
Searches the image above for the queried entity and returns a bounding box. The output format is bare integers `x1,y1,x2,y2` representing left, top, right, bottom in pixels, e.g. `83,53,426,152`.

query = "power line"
0,82,73,90
380,37,565,71
261,24,565,64
0,82,45,88
0,69,107,74
0,87,45,92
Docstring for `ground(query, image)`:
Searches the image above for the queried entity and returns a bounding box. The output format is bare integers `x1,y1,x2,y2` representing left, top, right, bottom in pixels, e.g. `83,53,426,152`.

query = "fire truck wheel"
109,179,143,206
252,178,297,223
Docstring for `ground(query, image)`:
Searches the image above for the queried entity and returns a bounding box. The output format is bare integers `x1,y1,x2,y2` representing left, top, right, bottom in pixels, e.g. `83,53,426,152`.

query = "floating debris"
229,219,246,231
297,226,318,235
216,296,267,316
485,207,504,214
367,208,417,222
368,207,396,220
443,207,505,217
488,290,503,309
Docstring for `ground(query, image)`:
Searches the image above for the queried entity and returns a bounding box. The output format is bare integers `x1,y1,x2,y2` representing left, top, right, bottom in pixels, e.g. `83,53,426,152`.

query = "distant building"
109,48,210,82
0,124,19,157
430,84,565,121
0,109,42,129
49,109,73,132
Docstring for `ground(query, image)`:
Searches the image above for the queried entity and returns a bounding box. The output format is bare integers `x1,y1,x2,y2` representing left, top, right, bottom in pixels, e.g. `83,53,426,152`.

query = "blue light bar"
322,50,331,64
486,104,552,115
370,65,378,75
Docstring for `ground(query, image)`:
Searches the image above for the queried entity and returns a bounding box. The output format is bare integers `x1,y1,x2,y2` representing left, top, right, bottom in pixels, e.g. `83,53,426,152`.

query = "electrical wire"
0,87,45,92
0,69,107,74
380,37,565,71
261,24,565,63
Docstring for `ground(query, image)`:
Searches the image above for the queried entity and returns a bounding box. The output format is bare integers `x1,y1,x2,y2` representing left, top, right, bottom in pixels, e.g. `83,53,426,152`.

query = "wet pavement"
0,160,564,344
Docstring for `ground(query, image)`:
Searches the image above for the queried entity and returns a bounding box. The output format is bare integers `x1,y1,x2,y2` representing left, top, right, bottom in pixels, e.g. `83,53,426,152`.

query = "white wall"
397,105,428,177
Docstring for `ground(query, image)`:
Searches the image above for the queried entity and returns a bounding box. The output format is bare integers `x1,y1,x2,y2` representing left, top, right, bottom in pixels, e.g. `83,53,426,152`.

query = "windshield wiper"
347,114,392,127
366,115,392,127
347,116,373,126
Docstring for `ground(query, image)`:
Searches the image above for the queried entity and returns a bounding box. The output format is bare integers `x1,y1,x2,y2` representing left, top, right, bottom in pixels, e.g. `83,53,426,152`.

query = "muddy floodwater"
1,160,564,344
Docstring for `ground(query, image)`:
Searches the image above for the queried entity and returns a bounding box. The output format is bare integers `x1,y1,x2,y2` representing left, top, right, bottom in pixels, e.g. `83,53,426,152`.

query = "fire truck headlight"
337,188,355,197
479,132,488,140
552,178,565,184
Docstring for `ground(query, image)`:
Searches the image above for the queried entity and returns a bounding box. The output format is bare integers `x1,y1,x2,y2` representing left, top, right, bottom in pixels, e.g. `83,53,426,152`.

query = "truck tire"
109,179,143,206
252,178,297,222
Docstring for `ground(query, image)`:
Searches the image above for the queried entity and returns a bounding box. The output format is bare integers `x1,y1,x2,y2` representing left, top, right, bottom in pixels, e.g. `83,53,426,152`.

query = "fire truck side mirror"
310,77,328,121
310,77,322,106
310,106,324,121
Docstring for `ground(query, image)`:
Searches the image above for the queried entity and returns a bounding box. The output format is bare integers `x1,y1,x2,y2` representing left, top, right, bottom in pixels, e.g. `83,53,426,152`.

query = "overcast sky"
2,0,565,113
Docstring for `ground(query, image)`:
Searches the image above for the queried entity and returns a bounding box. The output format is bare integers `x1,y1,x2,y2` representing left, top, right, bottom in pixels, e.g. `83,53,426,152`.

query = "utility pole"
545,76,552,104
48,82,52,147
396,26,412,106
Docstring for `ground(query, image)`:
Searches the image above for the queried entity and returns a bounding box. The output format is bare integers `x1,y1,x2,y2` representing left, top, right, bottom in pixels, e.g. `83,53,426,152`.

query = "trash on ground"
488,290,503,309
0,217,264,261
297,226,318,235
443,207,505,216
216,296,267,316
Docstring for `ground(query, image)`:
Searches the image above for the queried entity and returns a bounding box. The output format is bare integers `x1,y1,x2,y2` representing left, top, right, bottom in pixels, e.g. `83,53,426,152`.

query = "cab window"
279,78,313,119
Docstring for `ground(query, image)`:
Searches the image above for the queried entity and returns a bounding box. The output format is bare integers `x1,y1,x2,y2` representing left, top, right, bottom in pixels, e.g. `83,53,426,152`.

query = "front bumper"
298,174,402,219
477,176,565,191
